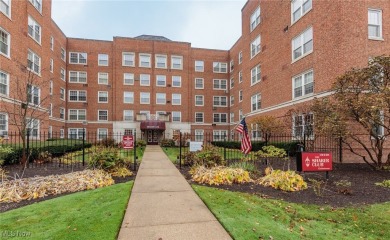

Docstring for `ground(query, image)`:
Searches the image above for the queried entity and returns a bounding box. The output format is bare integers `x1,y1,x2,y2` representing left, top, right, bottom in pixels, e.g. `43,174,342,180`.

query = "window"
140,74,150,86
230,60,234,72
98,91,108,103
239,109,243,120
60,88,65,100
0,27,10,57
139,111,150,119
123,110,134,121
371,111,384,137
239,90,243,102
213,62,228,73
172,76,181,87
49,104,52,117
156,93,166,104
171,56,183,70
293,113,314,138
230,96,234,106
49,80,53,95
250,6,261,31
230,112,235,123
60,68,65,81
27,84,40,105
98,110,108,121
59,108,65,119
213,113,228,123
195,78,204,89
195,95,204,106
195,60,204,72
140,92,150,104
213,79,227,90
61,48,66,61
139,53,151,68
213,96,227,107
124,73,134,85
156,75,166,87
251,65,261,85
97,128,108,140
68,109,86,121
98,72,108,85
251,124,262,140
172,93,181,105
195,112,204,123
98,54,109,66
368,9,382,39
195,129,204,141
1,0,10,16
230,77,234,89
50,59,53,72
29,0,42,13
124,92,134,103
251,93,261,111
26,118,39,138
239,71,243,83
68,128,85,139
292,27,313,61
0,113,8,136
292,0,312,23
123,52,135,66
251,35,261,58
69,90,87,102
172,111,181,122
213,130,227,141
0,70,9,96
293,70,314,98
50,37,54,51
69,71,87,83
155,55,167,68
239,51,243,64
60,129,64,138
69,52,87,64
27,50,41,74
124,128,135,136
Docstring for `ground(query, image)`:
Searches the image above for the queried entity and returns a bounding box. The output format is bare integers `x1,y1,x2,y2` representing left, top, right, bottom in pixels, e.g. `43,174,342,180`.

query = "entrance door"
147,130,159,145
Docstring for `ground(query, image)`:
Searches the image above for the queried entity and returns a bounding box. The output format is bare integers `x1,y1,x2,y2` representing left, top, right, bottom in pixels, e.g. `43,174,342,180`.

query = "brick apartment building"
1,0,389,147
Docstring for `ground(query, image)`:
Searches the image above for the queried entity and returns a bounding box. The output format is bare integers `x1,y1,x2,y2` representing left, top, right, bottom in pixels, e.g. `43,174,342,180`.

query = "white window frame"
213,62,228,73
251,65,261,85
156,75,166,87
98,91,108,103
98,54,109,66
50,59,53,73
98,72,109,85
29,0,42,13
195,129,204,141
230,112,235,123
68,128,85,139
124,92,134,104
172,93,181,105
368,9,383,40
97,128,108,141
213,79,228,90
172,111,181,122
124,73,134,85
59,108,65,119
155,54,167,68
61,48,66,62
238,51,243,64
213,96,228,107
171,55,183,70
49,103,52,117
26,118,39,138
251,93,261,112
122,52,135,67
28,16,41,44
293,113,314,139
291,0,312,24
213,114,228,123
68,109,86,121
98,110,108,121
156,93,166,105
239,71,243,83
0,0,11,17
69,71,87,83
0,27,10,58
50,36,54,51
123,110,134,121
60,88,65,100
239,90,243,102
140,92,150,104
140,74,150,86
68,90,87,102
230,60,234,72
230,95,234,106
292,27,313,62
195,112,204,123
239,109,243,120
27,84,40,105
0,70,9,96
195,78,204,89
49,80,53,95
60,68,65,81
172,76,181,87
251,35,261,58
27,49,41,75
69,52,87,64
60,129,64,138
195,95,204,106
292,69,314,99
230,77,234,89
139,53,151,68
0,112,8,136
195,60,204,72
250,6,261,31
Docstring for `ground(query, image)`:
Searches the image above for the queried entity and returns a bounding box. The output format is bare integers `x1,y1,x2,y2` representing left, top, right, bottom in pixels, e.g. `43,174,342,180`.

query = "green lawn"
193,185,390,240
0,181,133,240
162,147,182,163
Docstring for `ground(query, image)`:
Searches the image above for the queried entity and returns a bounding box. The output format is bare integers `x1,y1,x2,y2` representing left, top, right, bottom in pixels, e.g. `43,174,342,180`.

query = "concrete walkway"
118,145,232,240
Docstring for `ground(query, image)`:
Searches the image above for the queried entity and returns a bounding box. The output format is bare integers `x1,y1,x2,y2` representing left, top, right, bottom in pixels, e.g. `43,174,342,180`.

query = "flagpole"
233,114,249,130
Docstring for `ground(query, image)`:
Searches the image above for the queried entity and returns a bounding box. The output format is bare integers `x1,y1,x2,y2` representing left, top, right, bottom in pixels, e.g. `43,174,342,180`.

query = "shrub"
191,146,225,167
88,147,126,171
375,180,390,188
258,168,307,192
97,138,116,147
190,166,252,185
0,146,13,166
211,141,300,155
229,161,256,173
110,167,133,177
136,140,146,147
308,178,327,196
160,139,175,147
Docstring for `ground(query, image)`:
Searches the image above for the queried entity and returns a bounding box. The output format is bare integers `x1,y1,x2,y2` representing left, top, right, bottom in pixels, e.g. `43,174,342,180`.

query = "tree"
0,62,53,169
312,55,390,169
249,115,285,143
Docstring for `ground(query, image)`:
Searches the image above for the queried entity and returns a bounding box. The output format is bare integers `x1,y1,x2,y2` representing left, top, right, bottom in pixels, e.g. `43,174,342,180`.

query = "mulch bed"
179,163,390,207
0,165,136,213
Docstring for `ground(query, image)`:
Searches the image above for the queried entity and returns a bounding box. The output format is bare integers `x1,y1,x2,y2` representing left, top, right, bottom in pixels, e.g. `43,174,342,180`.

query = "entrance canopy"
140,120,166,130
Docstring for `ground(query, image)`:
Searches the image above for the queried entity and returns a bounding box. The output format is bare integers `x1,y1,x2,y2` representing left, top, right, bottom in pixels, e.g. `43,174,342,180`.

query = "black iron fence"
0,132,139,170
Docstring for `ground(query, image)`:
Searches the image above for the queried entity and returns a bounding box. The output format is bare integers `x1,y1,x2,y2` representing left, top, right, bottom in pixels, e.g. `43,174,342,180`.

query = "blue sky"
51,0,247,50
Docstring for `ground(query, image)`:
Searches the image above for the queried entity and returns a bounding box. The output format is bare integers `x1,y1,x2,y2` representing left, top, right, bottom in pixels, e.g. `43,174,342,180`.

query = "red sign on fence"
122,136,134,149
300,152,333,171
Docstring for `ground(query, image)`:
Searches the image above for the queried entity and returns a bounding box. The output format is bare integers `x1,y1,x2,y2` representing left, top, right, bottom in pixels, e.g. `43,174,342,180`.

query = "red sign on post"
122,135,134,149
300,152,333,171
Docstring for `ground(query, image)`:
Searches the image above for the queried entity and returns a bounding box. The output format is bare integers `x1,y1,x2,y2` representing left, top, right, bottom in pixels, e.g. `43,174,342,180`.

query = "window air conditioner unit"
134,78,140,81
83,84,88,87
167,84,171,87
166,100,171,103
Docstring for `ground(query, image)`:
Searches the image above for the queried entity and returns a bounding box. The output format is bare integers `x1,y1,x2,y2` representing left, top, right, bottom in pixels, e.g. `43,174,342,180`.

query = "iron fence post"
179,132,182,169
82,130,85,166
339,136,343,163
134,132,137,171
26,131,30,168
224,136,227,161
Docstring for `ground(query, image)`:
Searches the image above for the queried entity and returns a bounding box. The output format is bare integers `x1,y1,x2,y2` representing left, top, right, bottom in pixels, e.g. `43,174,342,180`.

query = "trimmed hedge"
3,143,92,165
211,141,300,155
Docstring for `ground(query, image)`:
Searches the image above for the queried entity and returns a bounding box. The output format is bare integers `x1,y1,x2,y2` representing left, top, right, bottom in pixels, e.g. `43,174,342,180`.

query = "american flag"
236,118,252,154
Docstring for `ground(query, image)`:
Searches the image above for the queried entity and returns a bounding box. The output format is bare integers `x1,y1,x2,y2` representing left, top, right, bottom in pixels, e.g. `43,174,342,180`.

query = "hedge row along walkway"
118,145,231,240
